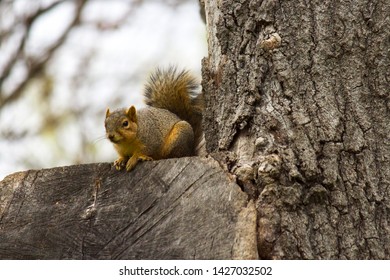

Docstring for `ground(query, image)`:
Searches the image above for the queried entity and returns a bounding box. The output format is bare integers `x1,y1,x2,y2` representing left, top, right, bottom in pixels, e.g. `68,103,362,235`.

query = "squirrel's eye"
122,120,129,127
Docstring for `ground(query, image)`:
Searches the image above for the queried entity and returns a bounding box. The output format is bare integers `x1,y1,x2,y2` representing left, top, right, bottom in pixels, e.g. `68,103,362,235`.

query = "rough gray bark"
0,157,257,259
202,0,389,259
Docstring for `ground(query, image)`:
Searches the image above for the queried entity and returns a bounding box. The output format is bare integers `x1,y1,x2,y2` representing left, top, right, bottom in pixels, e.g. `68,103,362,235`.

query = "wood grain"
0,157,255,260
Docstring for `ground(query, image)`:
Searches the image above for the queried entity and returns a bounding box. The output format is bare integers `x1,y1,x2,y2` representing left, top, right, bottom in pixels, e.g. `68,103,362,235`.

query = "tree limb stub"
0,157,256,260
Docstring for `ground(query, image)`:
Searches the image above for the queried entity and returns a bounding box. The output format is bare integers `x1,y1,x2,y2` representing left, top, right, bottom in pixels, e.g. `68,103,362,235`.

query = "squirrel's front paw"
138,155,153,161
125,156,138,172
125,155,153,171
114,157,128,170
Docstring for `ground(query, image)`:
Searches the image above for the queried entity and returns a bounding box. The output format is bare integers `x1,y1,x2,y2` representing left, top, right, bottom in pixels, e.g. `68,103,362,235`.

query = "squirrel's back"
136,107,181,158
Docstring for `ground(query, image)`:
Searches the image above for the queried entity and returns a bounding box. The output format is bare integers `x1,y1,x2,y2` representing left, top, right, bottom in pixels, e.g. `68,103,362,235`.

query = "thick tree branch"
0,157,255,259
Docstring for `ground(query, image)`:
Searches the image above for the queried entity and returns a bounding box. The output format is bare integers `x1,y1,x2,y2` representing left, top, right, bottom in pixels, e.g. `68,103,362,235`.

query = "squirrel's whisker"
92,135,107,145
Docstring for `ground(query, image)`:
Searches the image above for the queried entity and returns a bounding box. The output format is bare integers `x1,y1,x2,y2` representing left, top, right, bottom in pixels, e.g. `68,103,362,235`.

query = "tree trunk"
202,0,389,259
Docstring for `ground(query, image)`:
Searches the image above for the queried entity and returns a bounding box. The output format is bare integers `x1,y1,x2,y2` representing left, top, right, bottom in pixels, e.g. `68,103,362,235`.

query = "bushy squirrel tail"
144,66,203,146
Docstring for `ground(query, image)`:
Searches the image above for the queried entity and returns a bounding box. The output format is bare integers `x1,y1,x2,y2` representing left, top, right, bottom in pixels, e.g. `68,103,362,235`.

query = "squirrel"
105,67,203,172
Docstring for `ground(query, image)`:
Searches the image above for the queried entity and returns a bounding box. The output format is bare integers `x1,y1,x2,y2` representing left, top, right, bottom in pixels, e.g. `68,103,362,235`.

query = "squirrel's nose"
107,134,115,141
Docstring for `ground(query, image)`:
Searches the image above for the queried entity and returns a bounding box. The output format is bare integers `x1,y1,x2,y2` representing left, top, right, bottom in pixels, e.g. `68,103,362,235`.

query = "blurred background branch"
1,0,87,109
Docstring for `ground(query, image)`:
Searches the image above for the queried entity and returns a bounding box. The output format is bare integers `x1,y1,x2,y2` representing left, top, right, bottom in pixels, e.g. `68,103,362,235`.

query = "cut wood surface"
0,157,256,260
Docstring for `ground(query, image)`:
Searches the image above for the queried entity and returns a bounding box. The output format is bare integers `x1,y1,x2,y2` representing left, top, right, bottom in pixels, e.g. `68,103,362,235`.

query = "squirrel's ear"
126,106,137,122
105,108,110,118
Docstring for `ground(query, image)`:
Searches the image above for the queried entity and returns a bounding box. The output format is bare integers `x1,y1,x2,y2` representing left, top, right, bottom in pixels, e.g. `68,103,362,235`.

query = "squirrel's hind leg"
161,121,195,158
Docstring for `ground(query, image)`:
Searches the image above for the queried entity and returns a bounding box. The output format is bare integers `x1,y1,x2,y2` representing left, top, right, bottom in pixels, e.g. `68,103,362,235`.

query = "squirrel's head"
105,106,138,144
